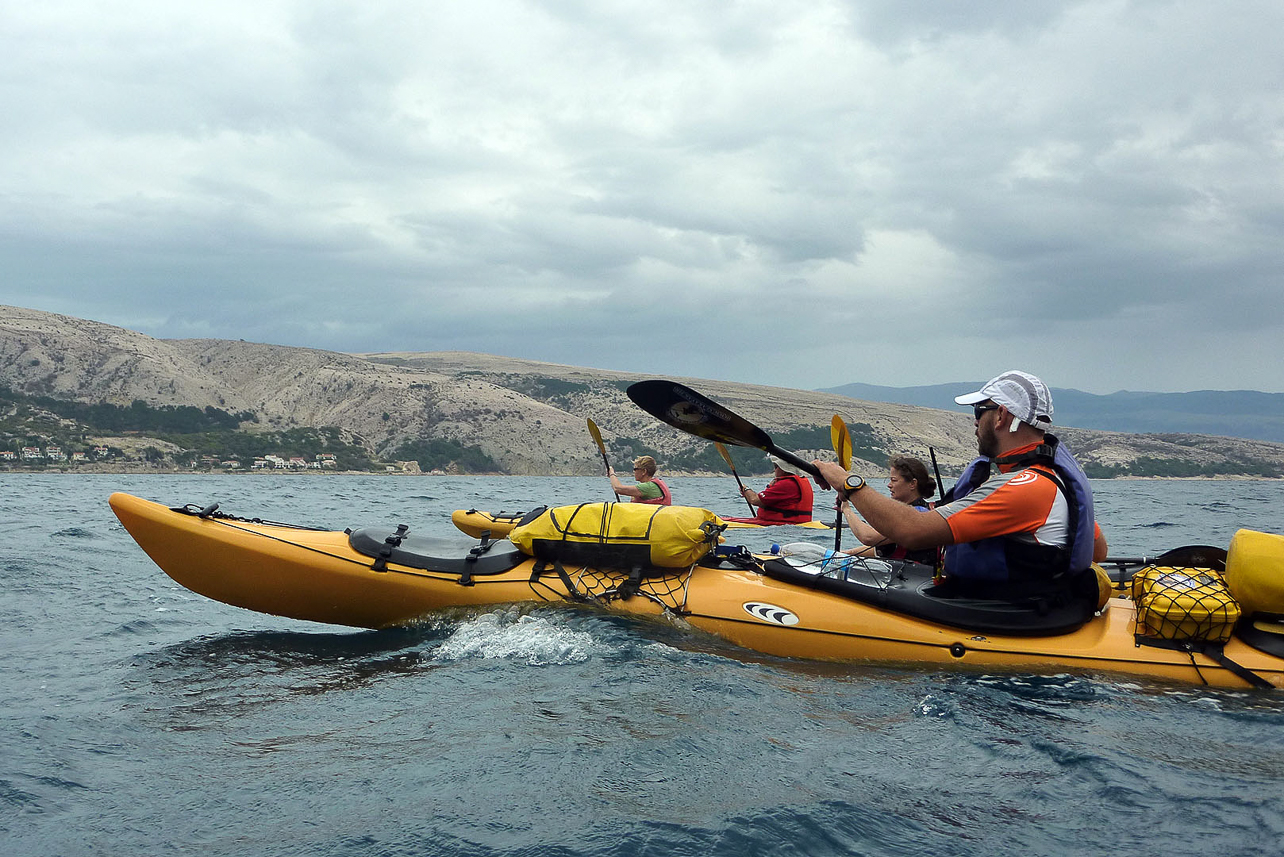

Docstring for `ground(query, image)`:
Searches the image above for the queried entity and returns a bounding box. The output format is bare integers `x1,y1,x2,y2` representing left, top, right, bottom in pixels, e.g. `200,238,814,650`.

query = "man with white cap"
725,454,815,524
812,370,1097,602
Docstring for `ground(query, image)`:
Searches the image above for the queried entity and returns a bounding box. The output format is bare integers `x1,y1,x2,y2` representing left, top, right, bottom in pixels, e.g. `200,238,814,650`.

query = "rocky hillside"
3,305,1283,478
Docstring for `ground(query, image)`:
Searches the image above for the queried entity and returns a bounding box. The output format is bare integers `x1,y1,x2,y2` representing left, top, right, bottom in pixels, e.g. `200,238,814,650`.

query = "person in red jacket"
726,455,814,523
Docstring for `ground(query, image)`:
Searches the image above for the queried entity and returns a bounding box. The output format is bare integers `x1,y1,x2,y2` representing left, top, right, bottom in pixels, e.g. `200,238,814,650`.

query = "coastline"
0,465,1277,480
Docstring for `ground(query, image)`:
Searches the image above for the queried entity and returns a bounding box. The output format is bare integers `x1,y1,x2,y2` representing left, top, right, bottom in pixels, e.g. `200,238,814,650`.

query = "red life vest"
754,473,813,523
632,477,672,506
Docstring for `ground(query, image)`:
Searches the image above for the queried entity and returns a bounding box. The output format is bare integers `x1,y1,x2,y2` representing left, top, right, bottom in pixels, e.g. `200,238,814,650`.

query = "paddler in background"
840,455,940,565
813,370,1100,605
608,455,673,505
723,454,814,524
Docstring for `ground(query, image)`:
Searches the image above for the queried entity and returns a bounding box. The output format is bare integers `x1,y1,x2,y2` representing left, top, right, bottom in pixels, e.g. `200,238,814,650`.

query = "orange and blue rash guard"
936,438,1082,587
937,465,1070,551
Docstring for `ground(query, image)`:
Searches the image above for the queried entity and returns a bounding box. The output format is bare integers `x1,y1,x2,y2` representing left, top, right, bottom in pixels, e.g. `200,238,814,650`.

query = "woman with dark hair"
841,455,940,566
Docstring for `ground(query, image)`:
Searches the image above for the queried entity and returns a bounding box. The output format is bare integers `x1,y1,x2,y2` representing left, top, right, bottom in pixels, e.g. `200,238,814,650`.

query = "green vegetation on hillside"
0,385,381,471
773,423,885,466
601,435,748,475
4,374,1284,477
156,427,377,471
390,438,501,473
0,386,255,432
1082,457,1283,479
479,374,592,409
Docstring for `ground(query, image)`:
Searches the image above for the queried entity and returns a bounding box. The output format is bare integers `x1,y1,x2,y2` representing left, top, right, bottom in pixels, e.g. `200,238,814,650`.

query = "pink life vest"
632,477,672,505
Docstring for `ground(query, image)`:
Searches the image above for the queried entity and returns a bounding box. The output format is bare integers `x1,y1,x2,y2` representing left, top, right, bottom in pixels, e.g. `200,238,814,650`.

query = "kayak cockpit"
761,555,1096,636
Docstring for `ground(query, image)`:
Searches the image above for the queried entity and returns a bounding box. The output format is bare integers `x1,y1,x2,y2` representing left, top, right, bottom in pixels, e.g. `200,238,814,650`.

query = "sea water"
3,474,1284,857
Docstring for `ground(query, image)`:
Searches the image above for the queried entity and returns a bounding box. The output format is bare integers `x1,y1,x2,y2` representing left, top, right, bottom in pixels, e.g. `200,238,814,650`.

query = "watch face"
845,475,864,491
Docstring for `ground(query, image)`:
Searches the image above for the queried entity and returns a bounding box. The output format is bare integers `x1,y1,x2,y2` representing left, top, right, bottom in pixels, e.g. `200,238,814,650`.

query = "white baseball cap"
955,370,1053,433
767,454,806,476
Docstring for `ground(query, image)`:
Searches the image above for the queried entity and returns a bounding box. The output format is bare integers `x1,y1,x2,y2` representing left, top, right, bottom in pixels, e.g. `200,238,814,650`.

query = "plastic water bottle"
779,542,838,568
779,543,892,585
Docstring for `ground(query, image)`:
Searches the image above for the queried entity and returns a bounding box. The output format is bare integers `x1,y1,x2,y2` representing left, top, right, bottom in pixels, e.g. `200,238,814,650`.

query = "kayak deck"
110,493,1284,689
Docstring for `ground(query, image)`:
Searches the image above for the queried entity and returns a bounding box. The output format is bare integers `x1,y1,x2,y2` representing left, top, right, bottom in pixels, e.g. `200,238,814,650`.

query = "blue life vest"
942,434,1095,587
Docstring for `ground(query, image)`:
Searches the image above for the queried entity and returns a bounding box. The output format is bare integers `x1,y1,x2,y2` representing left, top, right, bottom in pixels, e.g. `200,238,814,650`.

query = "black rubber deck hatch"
348,526,525,576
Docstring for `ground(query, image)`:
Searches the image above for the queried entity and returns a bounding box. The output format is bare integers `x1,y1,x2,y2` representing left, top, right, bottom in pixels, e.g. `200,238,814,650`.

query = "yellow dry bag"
508,502,725,570
1131,566,1240,644
1225,528,1284,619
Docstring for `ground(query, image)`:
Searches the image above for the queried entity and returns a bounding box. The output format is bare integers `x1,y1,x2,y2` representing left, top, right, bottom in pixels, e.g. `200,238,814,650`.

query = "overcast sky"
3,1,1282,394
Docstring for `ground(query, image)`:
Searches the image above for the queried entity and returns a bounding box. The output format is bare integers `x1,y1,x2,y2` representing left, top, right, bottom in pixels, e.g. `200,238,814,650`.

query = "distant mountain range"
4,304,1284,478
818,382,1284,445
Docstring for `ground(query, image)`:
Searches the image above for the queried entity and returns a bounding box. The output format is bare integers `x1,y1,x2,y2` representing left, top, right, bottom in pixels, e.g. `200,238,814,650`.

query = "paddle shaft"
587,418,621,503
1103,545,1226,568
833,499,844,550
1100,544,1228,584
831,416,852,552
929,447,945,503
716,443,758,517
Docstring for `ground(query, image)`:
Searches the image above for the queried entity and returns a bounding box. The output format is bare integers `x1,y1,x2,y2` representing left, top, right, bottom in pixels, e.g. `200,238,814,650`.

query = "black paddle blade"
1156,545,1227,571
627,380,771,448
1102,544,1228,574
626,380,821,478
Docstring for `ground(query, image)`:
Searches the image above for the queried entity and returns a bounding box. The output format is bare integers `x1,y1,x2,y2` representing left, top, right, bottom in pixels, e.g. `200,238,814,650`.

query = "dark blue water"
4,474,1284,857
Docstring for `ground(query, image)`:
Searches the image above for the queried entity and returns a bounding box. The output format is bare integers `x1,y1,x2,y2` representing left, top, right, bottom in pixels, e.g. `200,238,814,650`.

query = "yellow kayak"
451,507,832,539
110,492,1284,689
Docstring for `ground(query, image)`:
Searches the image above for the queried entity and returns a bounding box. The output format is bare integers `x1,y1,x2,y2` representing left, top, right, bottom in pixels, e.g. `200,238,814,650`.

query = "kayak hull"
110,493,1284,689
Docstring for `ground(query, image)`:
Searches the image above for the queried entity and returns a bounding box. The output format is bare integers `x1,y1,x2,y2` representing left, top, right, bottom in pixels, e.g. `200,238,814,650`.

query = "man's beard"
977,421,999,459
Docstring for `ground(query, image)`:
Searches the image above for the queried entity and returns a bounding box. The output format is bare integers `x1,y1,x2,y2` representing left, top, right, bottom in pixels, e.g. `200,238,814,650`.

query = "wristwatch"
843,474,866,501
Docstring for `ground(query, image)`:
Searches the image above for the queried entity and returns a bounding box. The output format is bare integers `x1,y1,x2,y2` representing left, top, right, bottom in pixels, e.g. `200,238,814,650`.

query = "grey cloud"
2,1,1284,393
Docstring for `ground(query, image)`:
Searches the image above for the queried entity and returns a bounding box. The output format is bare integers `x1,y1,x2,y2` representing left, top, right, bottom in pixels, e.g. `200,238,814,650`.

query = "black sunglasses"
972,403,1001,420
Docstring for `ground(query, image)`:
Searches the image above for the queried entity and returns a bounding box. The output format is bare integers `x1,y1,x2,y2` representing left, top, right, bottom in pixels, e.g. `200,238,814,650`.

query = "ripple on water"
49,526,100,539
143,625,438,674
967,672,1107,703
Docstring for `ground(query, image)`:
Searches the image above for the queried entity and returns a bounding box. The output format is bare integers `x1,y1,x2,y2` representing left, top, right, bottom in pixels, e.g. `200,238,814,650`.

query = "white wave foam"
432,610,611,666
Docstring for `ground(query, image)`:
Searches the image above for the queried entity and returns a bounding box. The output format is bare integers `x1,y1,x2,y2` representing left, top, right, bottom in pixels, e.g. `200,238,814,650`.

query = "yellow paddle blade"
589,417,620,500
831,415,852,469
714,441,736,470
587,417,606,453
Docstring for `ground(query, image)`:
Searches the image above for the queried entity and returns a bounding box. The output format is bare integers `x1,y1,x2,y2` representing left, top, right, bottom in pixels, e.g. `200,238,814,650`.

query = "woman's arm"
608,469,644,499
813,459,953,550
841,500,888,547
